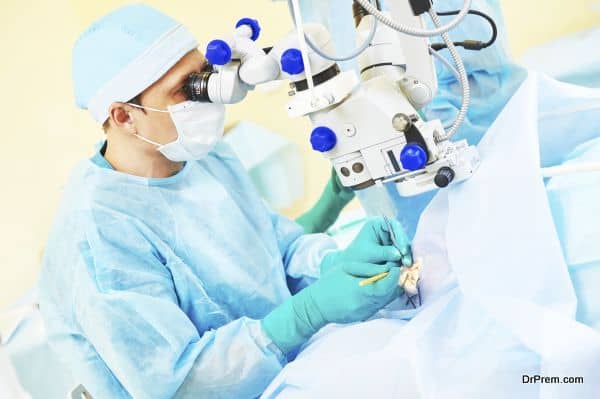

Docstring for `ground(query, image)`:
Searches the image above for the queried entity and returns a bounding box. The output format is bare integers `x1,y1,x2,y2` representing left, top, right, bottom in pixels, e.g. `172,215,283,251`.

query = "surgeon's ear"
108,103,135,132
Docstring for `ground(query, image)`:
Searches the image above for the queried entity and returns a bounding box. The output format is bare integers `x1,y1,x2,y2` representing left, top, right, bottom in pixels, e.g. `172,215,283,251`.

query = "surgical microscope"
185,0,481,197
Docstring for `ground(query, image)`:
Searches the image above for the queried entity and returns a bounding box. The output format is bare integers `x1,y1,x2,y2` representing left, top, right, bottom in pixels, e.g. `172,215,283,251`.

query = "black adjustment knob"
434,167,455,188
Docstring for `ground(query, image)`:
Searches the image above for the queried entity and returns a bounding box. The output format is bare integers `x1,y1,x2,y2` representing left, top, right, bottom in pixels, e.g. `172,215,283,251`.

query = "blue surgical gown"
38,141,337,399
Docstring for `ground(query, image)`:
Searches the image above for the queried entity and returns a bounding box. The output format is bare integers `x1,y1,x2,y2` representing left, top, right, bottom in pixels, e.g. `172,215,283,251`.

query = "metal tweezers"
382,215,422,309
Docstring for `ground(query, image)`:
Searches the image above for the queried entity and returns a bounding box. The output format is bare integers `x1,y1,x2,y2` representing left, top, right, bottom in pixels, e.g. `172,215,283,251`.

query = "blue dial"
310,127,337,152
400,143,429,171
235,18,261,41
281,48,305,75
206,39,232,65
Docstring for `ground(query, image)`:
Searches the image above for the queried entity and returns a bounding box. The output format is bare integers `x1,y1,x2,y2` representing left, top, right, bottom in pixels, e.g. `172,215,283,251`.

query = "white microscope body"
203,3,480,196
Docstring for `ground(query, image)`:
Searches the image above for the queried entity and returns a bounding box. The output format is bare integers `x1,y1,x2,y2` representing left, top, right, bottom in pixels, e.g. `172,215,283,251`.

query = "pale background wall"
0,0,598,307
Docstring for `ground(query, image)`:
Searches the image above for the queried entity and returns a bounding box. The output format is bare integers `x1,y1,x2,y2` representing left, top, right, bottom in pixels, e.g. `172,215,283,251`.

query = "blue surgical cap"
72,4,198,123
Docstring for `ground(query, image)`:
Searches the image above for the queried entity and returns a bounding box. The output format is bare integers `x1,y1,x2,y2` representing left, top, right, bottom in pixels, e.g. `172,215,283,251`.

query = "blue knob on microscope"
310,126,337,152
281,48,305,75
235,18,261,41
206,39,232,65
400,143,428,171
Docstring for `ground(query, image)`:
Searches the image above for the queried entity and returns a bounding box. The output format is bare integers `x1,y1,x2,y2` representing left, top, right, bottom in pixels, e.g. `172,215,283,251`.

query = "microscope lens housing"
184,64,216,102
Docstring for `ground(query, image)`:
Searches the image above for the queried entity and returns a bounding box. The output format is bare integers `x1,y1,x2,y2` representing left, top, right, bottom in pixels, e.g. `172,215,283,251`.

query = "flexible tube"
289,0,316,92
354,0,472,38
287,0,378,62
429,47,460,82
429,47,461,129
429,9,470,139
304,17,377,62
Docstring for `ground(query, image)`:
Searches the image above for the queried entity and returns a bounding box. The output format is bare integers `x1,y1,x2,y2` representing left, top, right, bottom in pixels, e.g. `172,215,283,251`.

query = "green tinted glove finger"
362,217,412,265
387,218,413,266
356,265,401,299
343,262,390,278
352,244,404,265
295,169,356,234
337,217,411,265
315,261,398,318
359,217,396,246
362,217,409,248
369,266,402,298
320,247,400,277
312,261,403,323
330,168,355,204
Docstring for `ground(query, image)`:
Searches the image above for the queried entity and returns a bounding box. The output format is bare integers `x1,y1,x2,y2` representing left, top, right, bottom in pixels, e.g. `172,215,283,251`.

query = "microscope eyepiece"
184,64,216,102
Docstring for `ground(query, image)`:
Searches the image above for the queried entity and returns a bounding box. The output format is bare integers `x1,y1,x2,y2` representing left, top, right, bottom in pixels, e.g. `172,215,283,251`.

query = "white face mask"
129,101,226,162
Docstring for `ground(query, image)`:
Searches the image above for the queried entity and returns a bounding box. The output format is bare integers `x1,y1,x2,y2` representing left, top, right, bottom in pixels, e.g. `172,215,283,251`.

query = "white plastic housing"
268,23,337,82
305,73,480,196
385,0,438,99
208,62,251,104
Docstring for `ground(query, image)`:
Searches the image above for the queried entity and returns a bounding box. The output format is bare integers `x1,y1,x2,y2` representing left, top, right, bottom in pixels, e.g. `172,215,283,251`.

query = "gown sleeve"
263,202,338,293
74,215,287,399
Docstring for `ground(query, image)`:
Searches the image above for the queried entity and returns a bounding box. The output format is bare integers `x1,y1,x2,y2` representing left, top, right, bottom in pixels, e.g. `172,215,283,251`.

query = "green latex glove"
262,261,401,354
296,168,355,234
321,217,413,276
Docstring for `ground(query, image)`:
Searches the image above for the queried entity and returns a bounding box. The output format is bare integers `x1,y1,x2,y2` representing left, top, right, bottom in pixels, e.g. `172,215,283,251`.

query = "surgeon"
38,4,413,399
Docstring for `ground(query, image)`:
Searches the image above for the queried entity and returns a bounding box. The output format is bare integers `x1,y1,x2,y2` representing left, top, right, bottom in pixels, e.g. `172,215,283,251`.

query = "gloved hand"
296,168,355,234
321,217,413,276
262,261,401,354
